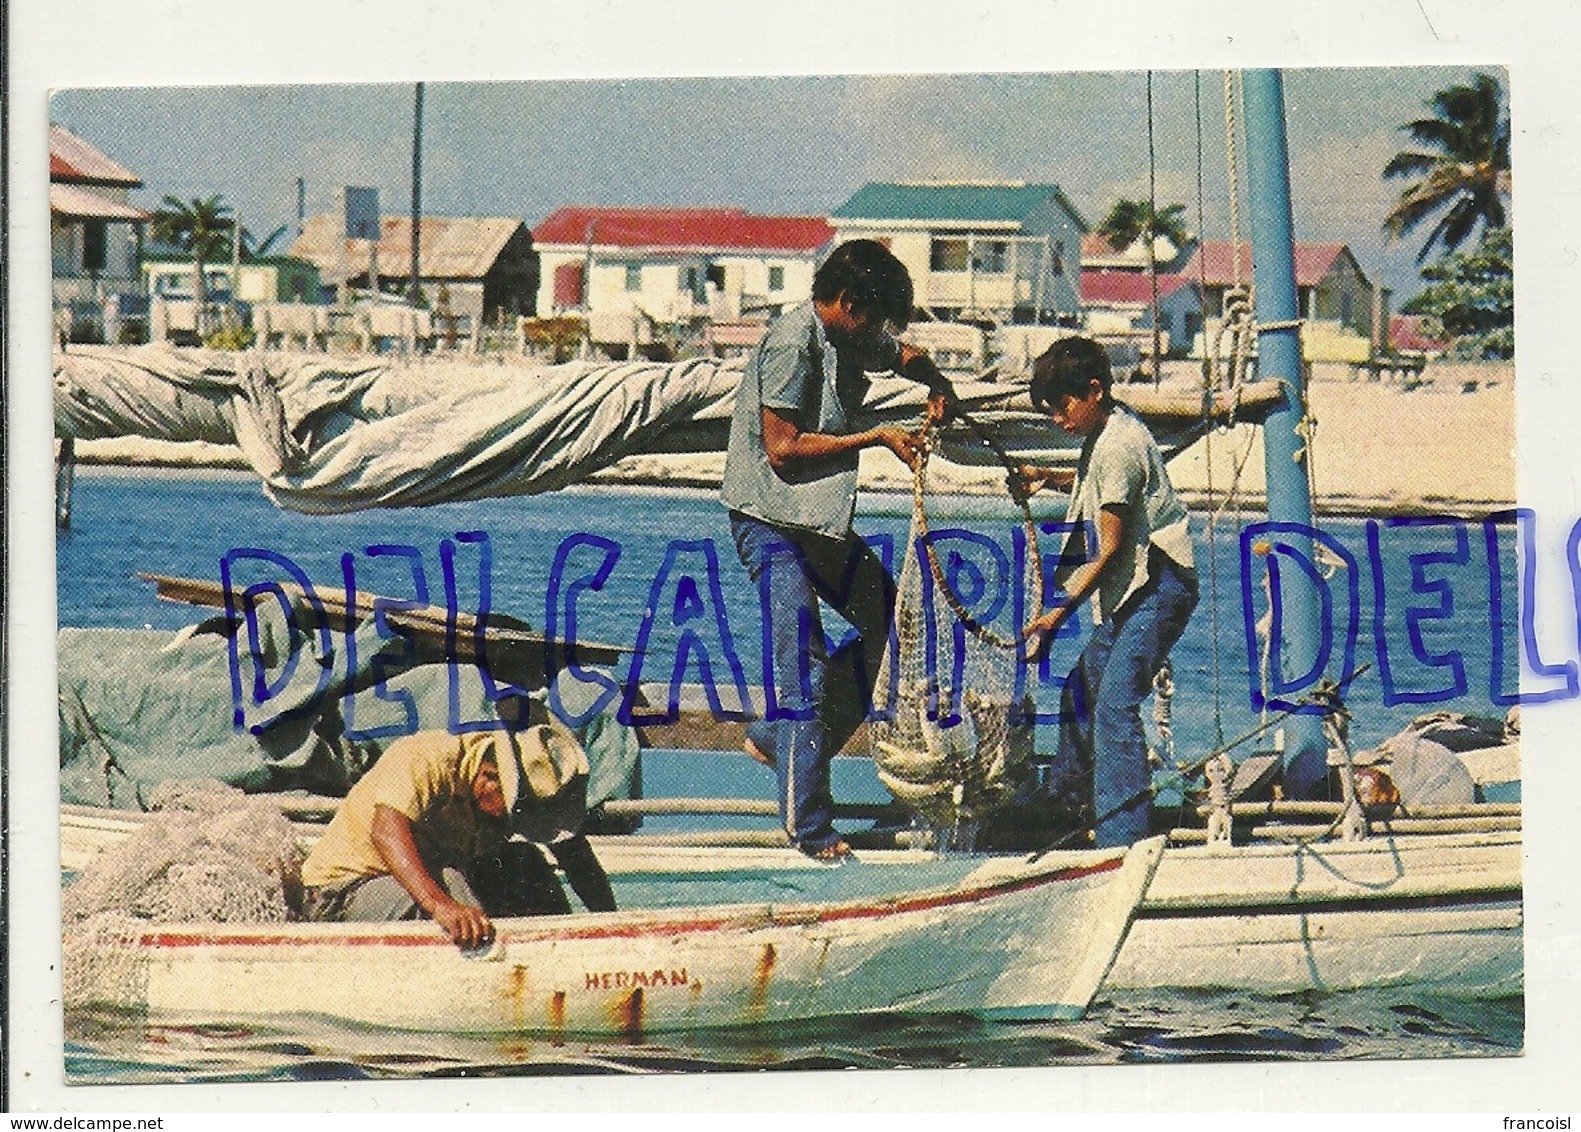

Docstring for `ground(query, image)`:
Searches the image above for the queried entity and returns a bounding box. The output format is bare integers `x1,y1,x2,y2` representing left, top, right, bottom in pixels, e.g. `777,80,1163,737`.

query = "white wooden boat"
62,801,1521,1005
1107,829,1522,997
63,832,1163,1035
584,824,1522,1000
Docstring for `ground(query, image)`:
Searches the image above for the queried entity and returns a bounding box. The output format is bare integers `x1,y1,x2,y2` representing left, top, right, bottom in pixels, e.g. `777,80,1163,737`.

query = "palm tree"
1383,72,1511,263
150,195,234,337
1097,199,1189,383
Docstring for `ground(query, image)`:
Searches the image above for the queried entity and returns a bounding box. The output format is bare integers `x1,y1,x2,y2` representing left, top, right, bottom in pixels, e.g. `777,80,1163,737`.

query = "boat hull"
78,841,1162,1035
1105,831,1523,997
61,806,1522,1003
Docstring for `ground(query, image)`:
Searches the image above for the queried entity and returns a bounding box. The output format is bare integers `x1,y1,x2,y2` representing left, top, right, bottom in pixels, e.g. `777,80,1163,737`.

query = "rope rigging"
1146,69,1163,386
868,71,1347,843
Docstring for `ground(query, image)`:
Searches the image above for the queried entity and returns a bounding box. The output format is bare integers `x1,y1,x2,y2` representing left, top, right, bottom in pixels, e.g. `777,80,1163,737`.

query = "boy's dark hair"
812,239,914,329
1030,336,1114,410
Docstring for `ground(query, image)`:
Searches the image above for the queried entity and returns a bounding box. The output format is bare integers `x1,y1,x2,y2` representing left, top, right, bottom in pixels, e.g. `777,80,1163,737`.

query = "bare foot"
802,839,851,863
745,737,774,768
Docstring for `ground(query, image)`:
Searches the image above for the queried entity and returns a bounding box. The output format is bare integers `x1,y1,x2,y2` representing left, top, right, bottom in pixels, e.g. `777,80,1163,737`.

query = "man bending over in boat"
720,238,956,860
299,718,615,948
1015,337,1199,848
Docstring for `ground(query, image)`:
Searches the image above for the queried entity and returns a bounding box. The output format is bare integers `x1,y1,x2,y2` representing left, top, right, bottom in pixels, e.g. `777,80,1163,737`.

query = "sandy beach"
70,368,1515,516
1168,374,1515,515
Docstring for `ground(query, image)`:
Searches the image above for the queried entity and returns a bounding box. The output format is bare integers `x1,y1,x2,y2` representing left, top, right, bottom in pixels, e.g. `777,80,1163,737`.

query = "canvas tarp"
58,613,640,812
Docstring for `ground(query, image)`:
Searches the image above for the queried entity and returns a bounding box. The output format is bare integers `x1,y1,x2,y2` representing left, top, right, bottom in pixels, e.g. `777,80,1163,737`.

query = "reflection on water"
66,990,1523,1084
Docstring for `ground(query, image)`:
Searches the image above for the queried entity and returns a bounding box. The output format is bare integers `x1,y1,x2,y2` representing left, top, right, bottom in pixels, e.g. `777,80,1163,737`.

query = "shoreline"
69,459,1513,520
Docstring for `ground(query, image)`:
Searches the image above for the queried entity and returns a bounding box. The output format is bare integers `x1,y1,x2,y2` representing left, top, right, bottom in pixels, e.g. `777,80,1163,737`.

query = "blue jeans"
729,512,895,851
1055,551,1198,848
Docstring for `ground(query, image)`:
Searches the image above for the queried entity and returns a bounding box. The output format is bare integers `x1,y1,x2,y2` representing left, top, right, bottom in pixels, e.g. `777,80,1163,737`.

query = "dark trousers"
729,511,896,851
470,836,616,915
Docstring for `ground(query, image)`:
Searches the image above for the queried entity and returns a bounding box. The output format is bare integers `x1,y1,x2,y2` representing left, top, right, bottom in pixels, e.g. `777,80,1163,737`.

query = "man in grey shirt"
721,239,951,859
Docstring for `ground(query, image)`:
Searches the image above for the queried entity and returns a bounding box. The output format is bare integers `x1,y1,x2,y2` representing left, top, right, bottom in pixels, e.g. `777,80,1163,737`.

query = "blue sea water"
55,470,1524,1081
57,469,1522,752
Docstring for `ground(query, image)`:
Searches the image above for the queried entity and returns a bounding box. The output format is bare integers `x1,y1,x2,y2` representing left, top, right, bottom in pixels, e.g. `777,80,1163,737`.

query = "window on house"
706,264,726,290
930,238,969,272
1051,241,1064,276
82,221,107,273
973,241,1009,274
625,264,642,292
768,265,785,292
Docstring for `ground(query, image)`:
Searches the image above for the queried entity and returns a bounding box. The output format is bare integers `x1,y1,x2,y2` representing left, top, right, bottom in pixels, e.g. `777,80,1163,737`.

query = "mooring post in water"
1242,69,1327,799
56,434,75,529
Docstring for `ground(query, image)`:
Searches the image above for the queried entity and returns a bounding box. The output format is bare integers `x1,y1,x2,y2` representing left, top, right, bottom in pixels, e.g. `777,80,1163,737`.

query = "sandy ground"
1169,377,1515,515
71,371,1515,515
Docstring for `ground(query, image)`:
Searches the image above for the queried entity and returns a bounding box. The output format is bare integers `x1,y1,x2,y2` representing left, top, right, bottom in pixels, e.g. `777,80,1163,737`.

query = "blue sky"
51,66,1493,300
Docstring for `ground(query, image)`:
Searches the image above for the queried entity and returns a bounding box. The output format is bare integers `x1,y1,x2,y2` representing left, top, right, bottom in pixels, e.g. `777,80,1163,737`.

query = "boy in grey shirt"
1017,337,1198,847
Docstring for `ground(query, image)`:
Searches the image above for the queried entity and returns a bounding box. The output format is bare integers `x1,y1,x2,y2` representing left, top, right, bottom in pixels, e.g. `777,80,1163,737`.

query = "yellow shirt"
301,731,511,889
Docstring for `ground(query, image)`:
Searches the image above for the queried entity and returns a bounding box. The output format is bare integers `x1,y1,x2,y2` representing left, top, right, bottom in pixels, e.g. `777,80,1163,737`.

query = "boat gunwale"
1135,888,1523,920
133,850,1128,950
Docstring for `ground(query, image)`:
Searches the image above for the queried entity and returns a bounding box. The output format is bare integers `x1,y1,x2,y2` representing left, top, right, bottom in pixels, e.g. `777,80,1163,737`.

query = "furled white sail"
55,344,1252,514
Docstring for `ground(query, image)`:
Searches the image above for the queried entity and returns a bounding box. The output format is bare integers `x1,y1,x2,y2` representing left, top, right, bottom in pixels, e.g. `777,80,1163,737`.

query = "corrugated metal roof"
1081,270,1197,305
533,207,833,252
49,183,150,221
830,182,1086,229
290,214,527,281
1179,240,1351,288
49,124,142,186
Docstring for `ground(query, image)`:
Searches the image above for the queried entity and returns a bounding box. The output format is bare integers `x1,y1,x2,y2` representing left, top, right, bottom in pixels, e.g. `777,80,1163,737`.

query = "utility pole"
580,219,598,358
410,81,424,305
296,177,306,238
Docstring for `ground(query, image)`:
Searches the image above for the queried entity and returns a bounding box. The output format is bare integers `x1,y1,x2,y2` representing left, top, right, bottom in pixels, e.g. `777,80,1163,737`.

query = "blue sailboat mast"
1242,69,1327,797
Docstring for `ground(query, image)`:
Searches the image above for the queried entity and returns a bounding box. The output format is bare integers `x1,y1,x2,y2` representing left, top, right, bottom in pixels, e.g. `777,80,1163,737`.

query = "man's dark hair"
1030,336,1114,410
812,239,914,329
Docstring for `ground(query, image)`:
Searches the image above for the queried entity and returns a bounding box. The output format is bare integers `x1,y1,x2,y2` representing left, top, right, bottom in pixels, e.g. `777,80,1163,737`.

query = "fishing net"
62,779,305,1009
870,426,1042,846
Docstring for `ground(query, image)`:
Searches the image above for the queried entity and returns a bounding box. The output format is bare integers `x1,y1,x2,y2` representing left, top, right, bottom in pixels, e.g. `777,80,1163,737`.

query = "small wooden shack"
291,214,538,336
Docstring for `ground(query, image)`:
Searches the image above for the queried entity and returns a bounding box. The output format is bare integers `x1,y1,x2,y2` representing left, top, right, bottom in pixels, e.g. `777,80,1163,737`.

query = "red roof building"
1389,314,1449,354
1079,231,1191,273
1080,270,1198,305
1177,239,1375,336
1080,270,1204,349
50,124,150,342
1081,233,1120,260
50,123,143,188
1177,240,1351,288
532,207,836,343
534,207,832,254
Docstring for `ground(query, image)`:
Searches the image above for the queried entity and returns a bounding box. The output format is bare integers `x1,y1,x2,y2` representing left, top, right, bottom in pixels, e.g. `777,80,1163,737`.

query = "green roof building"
829,181,1086,325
